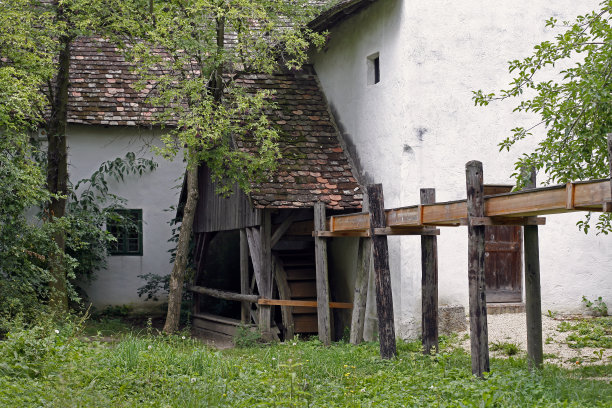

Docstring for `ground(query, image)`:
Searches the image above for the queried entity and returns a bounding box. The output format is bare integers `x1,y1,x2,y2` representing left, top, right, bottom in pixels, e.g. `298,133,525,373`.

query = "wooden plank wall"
194,165,261,233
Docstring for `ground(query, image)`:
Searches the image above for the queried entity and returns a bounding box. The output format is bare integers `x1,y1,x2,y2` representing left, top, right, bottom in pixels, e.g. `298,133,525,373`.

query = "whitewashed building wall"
312,0,611,338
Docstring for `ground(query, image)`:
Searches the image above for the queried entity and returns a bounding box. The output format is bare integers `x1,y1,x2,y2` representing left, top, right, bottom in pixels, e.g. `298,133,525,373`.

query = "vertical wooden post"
259,210,272,336
420,188,438,355
366,184,396,359
523,169,543,370
607,134,612,191
466,161,489,377
240,229,250,324
350,191,371,344
314,202,332,345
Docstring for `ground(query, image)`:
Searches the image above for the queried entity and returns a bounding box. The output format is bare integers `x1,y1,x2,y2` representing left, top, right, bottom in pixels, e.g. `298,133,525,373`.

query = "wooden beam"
608,134,612,202
272,256,294,339
523,170,543,370
245,227,263,292
466,161,489,378
188,285,259,303
459,216,546,226
240,229,250,324
374,227,440,236
259,211,273,336
351,192,371,345
258,299,353,309
314,202,332,346
421,188,439,355
271,211,298,248
367,184,396,359
313,230,371,237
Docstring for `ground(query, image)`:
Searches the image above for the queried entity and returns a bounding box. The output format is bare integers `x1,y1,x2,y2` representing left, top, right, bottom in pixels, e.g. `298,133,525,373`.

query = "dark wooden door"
484,225,522,303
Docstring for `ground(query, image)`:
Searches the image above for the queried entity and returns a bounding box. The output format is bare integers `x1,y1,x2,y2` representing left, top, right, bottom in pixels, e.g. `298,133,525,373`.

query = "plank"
313,230,371,237
258,299,353,308
421,188,438,355
288,281,317,298
294,314,318,333
350,192,371,345
245,227,263,292
466,161,489,378
367,184,396,359
240,229,250,323
259,211,273,335
272,256,294,339
314,202,332,345
374,227,440,236
193,317,238,337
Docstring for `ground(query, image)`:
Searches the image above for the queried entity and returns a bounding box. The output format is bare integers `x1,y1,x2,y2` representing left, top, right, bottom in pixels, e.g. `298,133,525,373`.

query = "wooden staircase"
274,248,318,334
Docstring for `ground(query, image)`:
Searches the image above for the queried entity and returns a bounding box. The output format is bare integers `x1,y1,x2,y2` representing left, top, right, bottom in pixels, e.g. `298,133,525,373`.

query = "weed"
557,317,612,349
233,323,263,348
582,296,608,317
490,341,521,356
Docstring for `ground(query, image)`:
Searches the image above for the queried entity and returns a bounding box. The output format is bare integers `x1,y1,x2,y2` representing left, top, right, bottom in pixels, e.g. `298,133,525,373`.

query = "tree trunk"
46,1,71,313
163,166,199,333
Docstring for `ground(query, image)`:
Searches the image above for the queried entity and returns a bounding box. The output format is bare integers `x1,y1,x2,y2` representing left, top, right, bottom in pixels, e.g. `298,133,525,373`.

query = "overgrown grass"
557,316,612,349
0,323,610,407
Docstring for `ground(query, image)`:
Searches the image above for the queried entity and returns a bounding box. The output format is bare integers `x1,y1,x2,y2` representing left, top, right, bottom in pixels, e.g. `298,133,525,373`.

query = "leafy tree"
473,0,612,234
105,0,326,332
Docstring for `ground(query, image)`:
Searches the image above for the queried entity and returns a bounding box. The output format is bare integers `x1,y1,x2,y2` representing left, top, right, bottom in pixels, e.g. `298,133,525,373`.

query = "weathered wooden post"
465,161,489,377
607,134,612,203
314,202,332,345
240,229,250,324
366,184,396,359
420,188,438,355
522,169,543,369
350,192,371,345
259,211,272,336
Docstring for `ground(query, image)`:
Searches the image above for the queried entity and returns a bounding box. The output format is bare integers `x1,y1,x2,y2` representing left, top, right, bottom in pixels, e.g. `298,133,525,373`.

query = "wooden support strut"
350,191,372,345
188,285,260,303
607,134,612,211
314,202,332,346
466,161,490,378
367,184,397,359
240,229,250,324
523,170,543,370
259,211,273,337
421,188,439,355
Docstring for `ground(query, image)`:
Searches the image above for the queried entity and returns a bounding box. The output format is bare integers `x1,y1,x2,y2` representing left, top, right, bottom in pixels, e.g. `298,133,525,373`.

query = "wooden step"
288,281,317,298
192,312,244,337
285,268,315,281
294,314,318,333
281,259,315,267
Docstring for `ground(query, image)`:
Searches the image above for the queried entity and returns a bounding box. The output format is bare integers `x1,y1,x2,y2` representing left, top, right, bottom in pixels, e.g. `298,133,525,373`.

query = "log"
351,192,371,345
314,202,332,345
466,161,489,377
523,170,543,370
240,229,250,323
188,285,259,303
421,188,438,355
367,184,396,359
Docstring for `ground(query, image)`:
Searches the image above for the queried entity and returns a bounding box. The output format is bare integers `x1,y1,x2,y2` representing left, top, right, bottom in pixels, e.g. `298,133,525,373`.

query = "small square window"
107,209,143,256
367,53,380,85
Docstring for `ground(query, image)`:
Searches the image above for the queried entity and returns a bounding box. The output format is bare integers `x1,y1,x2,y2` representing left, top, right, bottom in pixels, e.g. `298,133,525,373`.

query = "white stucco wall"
312,0,611,338
67,125,184,313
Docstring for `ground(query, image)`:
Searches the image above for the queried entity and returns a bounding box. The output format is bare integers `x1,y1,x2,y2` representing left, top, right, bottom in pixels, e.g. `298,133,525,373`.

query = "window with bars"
107,209,143,256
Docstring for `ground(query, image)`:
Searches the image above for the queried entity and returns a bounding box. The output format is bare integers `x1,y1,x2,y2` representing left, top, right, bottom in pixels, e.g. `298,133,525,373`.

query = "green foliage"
233,324,264,348
473,1,612,234
557,317,612,349
489,341,521,356
102,0,327,195
0,325,611,407
582,295,609,316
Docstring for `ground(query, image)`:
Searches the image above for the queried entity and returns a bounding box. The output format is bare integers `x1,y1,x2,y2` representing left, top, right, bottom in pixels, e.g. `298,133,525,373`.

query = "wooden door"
483,185,522,303
484,225,522,303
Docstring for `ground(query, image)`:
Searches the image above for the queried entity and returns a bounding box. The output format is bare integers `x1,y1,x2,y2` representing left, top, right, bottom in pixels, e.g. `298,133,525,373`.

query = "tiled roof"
68,37,160,126
67,38,361,209
235,71,361,209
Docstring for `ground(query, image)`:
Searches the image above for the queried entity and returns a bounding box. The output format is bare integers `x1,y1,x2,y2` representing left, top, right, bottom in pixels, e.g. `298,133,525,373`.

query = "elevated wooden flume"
322,179,611,235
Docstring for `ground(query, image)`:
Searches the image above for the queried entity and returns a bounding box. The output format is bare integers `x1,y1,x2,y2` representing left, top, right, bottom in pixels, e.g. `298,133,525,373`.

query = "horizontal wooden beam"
459,216,546,226
258,298,353,309
604,202,612,212
373,227,440,236
188,286,259,303
312,230,371,237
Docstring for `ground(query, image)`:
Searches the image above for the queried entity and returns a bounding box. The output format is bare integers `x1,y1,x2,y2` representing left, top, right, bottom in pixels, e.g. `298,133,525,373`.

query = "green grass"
557,316,612,349
0,324,610,407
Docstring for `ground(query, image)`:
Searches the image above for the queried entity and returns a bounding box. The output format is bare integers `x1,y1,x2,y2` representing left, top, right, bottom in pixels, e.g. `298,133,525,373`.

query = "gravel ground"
457,313,611,369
